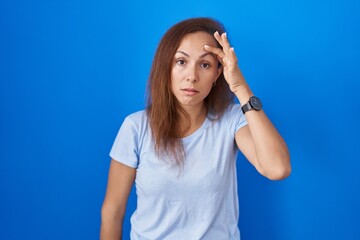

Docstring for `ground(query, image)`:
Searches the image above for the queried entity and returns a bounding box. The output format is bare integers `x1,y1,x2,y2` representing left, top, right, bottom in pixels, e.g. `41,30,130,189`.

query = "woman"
101,17,291,240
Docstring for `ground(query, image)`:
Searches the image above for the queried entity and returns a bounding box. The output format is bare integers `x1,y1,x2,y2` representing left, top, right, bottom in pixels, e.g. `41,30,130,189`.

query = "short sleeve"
109,116,139,168
227,104,248,134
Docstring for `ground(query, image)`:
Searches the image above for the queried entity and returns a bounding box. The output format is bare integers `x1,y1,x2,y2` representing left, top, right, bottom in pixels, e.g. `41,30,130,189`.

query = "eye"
176,59,186,65
200,62,211,69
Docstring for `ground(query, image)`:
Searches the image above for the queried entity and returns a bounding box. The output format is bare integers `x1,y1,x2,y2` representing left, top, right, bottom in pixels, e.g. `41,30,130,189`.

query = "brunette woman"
101,17,291,240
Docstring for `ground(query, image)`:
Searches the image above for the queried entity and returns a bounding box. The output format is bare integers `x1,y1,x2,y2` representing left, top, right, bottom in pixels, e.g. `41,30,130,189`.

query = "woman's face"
171,31,222,110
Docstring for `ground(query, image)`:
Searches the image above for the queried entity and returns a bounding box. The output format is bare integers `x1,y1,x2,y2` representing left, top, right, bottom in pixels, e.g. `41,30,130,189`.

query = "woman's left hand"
204,31,247,94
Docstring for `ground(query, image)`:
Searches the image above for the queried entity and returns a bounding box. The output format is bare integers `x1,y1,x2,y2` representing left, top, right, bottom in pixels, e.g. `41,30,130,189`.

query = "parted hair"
146,17,234,167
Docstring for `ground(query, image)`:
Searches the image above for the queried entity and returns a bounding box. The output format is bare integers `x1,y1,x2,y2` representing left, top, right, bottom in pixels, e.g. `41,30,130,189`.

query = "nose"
186,64,198,82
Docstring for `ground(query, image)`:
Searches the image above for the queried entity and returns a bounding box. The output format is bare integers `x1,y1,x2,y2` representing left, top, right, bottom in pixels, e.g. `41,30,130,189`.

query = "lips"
181,88,199,92
181,88,199,96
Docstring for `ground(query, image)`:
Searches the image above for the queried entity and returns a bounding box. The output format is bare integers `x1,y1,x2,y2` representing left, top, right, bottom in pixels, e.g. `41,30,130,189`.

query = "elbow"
100,202,124,239
262,155,291,181
101,202,125,224
266,165,291,180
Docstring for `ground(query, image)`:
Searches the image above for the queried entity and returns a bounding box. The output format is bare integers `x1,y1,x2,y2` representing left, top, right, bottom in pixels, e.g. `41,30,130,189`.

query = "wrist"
233,85,253,106
241,96,263,114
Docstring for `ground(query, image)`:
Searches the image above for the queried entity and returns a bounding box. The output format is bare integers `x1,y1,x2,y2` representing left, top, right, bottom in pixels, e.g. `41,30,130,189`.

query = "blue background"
1,0,359,239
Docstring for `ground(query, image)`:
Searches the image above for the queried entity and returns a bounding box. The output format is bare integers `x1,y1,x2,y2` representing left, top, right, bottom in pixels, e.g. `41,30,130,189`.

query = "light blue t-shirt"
110,103,248,240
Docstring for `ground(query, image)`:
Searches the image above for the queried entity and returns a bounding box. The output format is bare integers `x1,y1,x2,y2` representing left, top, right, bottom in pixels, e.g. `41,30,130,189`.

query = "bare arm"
205,32,291,180
234,86,291,180
100,159,136,240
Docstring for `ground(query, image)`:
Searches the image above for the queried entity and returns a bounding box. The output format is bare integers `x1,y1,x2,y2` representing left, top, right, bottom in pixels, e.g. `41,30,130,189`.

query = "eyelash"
177,60,186,65
176,60,211,69
201,63,211,69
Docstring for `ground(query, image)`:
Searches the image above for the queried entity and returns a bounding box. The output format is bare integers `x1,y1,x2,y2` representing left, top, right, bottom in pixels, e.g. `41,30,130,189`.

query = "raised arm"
101,160,136,239
204,32,291,180
234,95,291,180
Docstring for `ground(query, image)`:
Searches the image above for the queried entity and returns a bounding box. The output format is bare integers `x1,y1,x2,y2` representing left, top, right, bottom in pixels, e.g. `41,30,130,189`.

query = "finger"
213,31,225,49
221,32,232,55
204,45,225,59
214,31,232,59
229,47,238,63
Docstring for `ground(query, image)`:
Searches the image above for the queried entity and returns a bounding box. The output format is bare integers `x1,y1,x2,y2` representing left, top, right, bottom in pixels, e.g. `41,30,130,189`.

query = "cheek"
171,67,181,81
170,78,176,94
203,69,220,82
170,72,180,94
171,68,186,87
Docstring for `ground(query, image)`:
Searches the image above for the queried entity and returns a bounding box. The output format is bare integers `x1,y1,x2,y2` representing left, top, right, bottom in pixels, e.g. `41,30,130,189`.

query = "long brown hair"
146,17,234,167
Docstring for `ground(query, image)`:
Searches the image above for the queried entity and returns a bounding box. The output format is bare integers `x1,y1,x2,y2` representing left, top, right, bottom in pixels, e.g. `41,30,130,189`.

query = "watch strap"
241,96,262,114
241,102,252,114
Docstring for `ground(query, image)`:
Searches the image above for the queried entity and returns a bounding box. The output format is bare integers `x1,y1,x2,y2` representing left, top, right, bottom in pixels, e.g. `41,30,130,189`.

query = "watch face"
250,96,263,110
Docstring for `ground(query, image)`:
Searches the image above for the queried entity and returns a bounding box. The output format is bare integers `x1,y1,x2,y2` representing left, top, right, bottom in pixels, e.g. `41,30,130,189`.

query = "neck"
179,103,207,137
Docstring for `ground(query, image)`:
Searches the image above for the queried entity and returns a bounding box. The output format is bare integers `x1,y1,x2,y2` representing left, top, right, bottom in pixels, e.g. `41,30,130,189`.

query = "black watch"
241,96,263,114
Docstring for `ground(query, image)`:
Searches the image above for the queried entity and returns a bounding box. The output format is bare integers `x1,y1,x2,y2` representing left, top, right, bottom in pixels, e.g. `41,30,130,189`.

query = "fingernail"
204,45,209,48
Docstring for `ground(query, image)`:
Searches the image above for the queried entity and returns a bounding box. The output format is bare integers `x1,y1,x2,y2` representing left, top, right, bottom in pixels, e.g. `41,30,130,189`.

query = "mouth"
181,88,199,95
181,88,199,92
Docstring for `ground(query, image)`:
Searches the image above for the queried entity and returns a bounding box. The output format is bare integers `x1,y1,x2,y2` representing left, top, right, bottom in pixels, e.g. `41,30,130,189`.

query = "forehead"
177,31,217,50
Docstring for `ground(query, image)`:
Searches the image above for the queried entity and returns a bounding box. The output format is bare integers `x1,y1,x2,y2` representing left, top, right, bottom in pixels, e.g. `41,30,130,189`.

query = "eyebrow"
176,50,214,59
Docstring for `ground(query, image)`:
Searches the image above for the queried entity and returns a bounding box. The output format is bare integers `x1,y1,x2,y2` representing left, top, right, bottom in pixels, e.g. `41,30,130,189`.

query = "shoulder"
120,109,148,128
223,103,243,120
115,110,148,134
208,103,241,120
125,109,147,123
221,103,247,133
121,110,150,138
226,103,242,113
208,103,242,124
